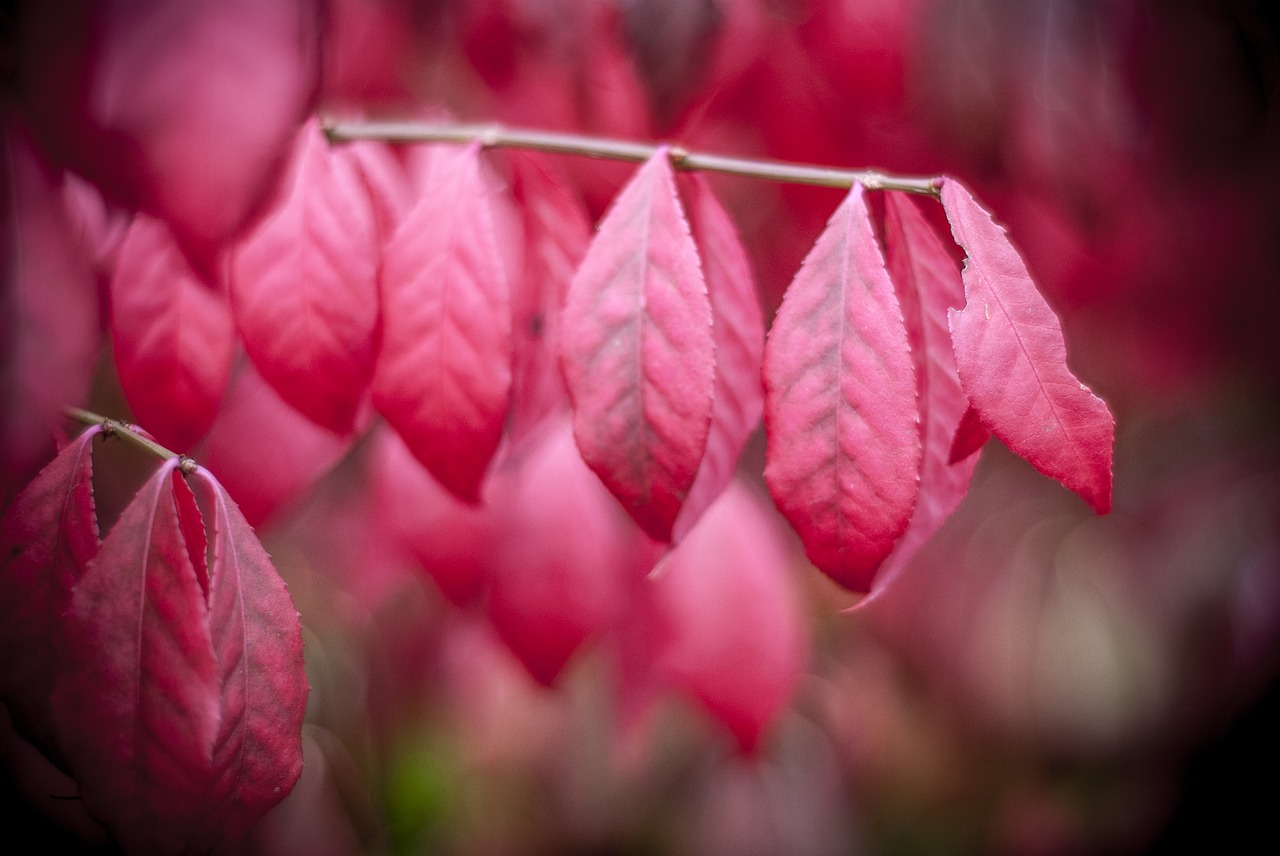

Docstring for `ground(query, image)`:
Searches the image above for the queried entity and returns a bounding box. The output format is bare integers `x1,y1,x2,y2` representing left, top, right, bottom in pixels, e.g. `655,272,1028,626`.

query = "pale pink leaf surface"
672,174,765,541
506,153,592,451
198,360,352,528
231,121,380,435
51,460,221,856
370,426,498,607
762,185,921,592
374,142,513,503
638,481,806,753
487,421,649,686
1,116,101,504
344,139,414,245
188,466,308,847
862,192,980,602
18,0,321,262
560,148,715,542
940,179,1114,513
110,214,235,451
0,426,100,765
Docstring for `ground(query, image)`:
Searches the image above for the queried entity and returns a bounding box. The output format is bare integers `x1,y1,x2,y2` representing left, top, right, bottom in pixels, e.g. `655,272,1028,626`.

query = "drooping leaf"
187,465,308,848
763,184,920,592
17,0,322,265
672,174,765,541
560,148,715,542
863,192,980,600
506,153,593,451
0,426,101,765
110,214,235,451
231,120,381,435
374,142,513,503
940,179,1114,513
51,459,221,856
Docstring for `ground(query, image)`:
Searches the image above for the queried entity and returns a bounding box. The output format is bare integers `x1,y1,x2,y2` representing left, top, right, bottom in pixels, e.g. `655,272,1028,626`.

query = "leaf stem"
323,120,942,197
64,407,197,474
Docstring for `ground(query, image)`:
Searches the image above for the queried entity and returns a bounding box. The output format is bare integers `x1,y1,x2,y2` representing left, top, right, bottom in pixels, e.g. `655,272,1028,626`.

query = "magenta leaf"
51,459,221,855
560,148,715,542
940,179,1114,513
374,142,513,503
863,192,981,601
187,465,308,848
231,120,380,435
948,405,990,464
0,426,101,765
672,174,765,541
763,184,921,592
110,214,235,451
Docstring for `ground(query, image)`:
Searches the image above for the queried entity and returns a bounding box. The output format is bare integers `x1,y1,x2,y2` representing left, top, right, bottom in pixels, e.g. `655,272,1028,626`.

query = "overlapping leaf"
940,179,1114,513
111,214,235,451
560,148,715,542
0,426,100,765
763,184,920,592
672,174,765,541
374,142,513,503
231,121,381,435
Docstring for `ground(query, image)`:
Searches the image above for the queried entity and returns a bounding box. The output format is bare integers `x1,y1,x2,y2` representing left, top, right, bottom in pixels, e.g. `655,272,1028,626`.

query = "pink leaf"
51,460,221,855
863,192,980,600
940,179,1114,513
231,121,380,435
949,405,990,464
672,174,765,541
560,148,715,542
187,465,308,847
763,184,920,592
110,214,235,451
0,427,101,765
374,142,513,503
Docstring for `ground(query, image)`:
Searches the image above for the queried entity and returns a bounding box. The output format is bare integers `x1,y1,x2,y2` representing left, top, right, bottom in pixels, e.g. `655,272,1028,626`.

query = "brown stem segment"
323,120,942,196
65,407,197,474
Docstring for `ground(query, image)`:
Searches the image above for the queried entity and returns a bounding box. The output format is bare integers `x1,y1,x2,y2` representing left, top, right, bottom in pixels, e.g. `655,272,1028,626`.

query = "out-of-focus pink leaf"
370,426,498,607
51,460,221,855
231,121,380,435
506,153,592,451
110,214,235,451
187,465,308,848
672,174,765,541
940,179,1114,513
487,422,651,686
374,142,513,503
763,184,920,592
345,139,414,245
862,192,979,601
0,426,101,765
1,115,101,506
560,148,715,542
198,360,352,528
17,0,321,265
634,481,806,754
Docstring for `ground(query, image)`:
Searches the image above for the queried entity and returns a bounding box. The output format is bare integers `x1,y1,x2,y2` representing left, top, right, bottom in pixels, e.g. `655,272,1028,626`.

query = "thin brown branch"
65,407,197,473
323,120,942,196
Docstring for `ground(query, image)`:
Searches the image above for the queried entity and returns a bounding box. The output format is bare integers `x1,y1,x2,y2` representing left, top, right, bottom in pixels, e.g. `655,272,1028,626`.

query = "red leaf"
18,0,321,262
374,142,513,503
672,174,765,541
506,154,593,451
628,481,806,754
51,459,221,855
231,121,381,435
949,405,990,464
940,179,1114,513
198,360,352,528
763,184,920,592
0,426,101,764
864,192,980,600
110,214,235,451
560,148,715,542
1,115,101,505
187,465,308,847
